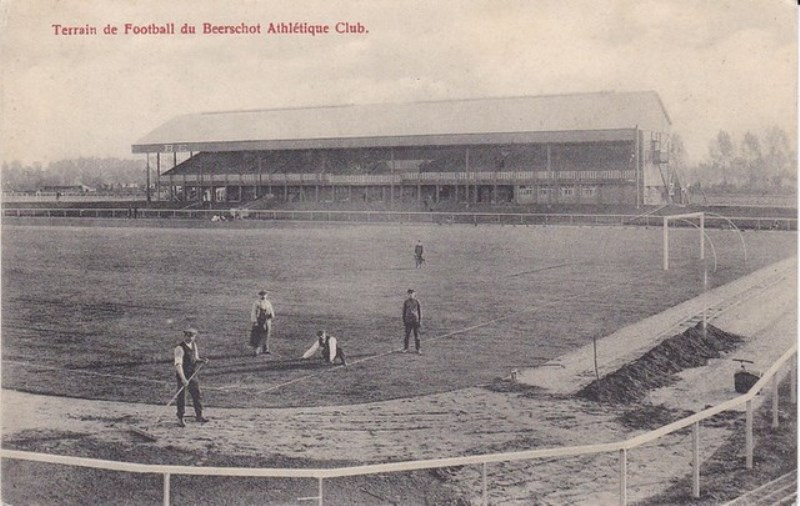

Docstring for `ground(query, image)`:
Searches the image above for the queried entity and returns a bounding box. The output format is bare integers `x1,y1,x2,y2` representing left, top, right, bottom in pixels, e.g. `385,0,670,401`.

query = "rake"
129,362,206,442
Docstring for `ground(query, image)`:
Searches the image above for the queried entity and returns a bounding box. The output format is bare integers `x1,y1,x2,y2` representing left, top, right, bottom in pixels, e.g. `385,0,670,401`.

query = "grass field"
1,221,795,409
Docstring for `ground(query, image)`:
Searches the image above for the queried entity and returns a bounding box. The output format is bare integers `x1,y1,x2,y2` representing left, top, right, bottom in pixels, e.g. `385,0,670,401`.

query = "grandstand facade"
132,91,682,207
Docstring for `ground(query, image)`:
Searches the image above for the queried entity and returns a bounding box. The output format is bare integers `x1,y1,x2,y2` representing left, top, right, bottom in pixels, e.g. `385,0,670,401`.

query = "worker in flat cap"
250,290,275,356
174,327,209,427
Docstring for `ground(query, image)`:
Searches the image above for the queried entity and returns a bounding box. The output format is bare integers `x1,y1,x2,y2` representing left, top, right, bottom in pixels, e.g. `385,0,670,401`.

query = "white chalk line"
246,297,567,395
1,359,232,392
247,261,796,395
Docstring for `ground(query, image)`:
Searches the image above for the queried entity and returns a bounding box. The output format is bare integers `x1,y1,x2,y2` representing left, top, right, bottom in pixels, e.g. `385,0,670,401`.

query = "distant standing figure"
301,330,347,366
174,328,209,427
250,290,275,355
402,289,422,354
414,240,425,268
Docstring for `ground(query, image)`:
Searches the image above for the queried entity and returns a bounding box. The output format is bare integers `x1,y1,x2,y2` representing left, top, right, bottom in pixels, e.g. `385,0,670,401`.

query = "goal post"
663,212,705,270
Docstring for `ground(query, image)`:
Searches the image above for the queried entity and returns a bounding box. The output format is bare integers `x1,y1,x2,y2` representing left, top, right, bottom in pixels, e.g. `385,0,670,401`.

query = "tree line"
672,126,796,193
1,157,146,191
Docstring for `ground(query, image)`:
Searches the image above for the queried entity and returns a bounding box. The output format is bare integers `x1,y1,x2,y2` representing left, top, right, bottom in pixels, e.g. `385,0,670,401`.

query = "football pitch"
1,222,795,409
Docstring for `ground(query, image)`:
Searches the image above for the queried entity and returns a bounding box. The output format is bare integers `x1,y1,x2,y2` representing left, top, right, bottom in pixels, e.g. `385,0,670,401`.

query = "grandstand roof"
132,91,671,154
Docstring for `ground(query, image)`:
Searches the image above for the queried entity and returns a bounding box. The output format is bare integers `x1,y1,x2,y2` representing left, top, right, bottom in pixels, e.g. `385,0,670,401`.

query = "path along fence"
2,207,797,230
1,344,795,505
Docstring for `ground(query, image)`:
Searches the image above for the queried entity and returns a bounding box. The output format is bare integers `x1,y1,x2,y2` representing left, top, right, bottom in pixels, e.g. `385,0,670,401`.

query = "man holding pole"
250,290,275,355
174,327,209,427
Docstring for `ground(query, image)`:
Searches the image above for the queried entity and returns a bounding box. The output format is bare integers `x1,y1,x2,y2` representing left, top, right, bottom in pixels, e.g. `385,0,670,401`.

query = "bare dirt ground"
2,256,795,505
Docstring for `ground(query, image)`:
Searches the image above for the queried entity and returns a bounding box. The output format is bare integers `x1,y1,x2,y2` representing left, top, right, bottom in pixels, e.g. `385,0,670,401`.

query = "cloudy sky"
1,0,796,165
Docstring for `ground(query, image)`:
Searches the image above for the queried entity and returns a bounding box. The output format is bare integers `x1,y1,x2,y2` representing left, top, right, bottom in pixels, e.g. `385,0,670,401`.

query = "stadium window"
560,186,574,196
539,187,552,196
581,186,596,196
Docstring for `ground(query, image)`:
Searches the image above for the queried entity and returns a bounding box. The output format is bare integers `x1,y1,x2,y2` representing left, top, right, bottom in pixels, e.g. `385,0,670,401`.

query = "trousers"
175,374,203,419
404,322,420,351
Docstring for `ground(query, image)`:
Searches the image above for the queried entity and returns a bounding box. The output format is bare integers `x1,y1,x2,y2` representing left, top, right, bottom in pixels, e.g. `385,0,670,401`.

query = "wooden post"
619,449,627,506
745,400,753,469
163,473,170,506
318,477,323,506
482,462,488,506
702,266,708,335
692,422,700,498
772,376,779,429
663,217,669,270
791,357,797,404
635,127,640,208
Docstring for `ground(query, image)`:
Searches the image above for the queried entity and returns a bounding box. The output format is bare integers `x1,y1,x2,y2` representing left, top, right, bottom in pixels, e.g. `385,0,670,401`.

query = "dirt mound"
577,323,745,404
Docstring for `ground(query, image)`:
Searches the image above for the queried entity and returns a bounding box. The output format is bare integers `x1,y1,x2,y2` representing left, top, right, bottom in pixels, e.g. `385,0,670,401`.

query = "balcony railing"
161,170,636,185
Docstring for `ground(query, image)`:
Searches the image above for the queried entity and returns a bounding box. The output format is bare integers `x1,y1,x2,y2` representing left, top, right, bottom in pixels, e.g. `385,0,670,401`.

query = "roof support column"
257,157,263,198
146,153,151,203
465,147,470,205
390,148,395,209
546,144,551,179
156,153,161,202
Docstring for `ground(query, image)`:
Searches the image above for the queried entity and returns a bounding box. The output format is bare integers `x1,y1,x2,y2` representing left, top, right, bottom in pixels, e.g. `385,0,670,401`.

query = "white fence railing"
3,208,797,230
1,344,795,505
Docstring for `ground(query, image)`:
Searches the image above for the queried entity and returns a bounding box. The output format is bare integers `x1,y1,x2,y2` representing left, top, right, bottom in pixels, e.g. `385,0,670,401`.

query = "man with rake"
174,328,210,427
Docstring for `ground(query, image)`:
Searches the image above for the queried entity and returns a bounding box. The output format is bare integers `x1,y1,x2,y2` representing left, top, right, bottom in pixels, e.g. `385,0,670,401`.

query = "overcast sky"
1,0,796,165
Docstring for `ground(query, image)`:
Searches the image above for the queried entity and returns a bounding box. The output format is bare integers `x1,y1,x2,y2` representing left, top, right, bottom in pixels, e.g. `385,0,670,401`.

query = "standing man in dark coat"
174,328,209,427
402,289,423,354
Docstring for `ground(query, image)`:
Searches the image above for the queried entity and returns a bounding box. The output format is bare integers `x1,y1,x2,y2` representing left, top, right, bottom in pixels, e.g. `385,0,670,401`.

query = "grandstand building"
132,91,682,208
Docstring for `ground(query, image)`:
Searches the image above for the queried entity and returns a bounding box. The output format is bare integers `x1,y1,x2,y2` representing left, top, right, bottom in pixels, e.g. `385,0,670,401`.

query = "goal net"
662,212,705,270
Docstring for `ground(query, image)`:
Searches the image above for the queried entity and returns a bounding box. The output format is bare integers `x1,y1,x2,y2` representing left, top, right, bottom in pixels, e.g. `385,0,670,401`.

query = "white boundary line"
248,298,568,394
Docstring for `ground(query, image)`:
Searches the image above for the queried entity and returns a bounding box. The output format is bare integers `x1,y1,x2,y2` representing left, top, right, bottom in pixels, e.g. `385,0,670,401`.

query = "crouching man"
301,330,347,366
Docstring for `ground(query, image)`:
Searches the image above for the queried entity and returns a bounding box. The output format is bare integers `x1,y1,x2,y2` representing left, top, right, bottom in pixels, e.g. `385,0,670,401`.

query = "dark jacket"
402,297,422,324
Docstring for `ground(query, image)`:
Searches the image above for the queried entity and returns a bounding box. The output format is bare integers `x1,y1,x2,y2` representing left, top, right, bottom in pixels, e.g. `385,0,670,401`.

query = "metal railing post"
791,356,797,404
692,422,700,498
163,472,170,506
482,462,488,506
618,449,627,505
772,376,779,429
745,400,753,469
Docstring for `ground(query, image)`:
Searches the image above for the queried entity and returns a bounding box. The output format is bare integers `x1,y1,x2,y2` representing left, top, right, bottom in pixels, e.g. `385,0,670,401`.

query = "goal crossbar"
663,212,705,270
